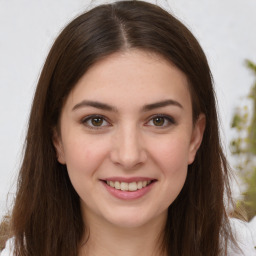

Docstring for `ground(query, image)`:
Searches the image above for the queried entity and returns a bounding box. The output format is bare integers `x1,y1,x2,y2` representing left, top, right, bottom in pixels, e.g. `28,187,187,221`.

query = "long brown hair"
10,1,235,255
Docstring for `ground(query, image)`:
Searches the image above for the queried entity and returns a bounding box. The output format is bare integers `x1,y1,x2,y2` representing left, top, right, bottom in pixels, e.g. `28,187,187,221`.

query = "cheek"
159,143,188,187
148,136,189,202
149,135,191,173
63,136,110,177
63,137,111,203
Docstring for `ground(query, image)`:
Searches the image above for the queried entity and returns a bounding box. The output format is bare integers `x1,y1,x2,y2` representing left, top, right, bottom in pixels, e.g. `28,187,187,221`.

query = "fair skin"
54,50,205,256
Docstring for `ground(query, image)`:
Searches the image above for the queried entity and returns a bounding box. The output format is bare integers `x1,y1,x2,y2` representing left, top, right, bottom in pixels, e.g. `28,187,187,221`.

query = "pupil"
153,117,164,126
92,118,103,126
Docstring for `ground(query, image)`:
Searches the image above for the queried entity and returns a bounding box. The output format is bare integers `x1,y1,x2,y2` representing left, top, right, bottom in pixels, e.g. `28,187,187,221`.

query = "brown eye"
82,115,110,129
152,117,165,126
146,115,176,128
91,117,104,126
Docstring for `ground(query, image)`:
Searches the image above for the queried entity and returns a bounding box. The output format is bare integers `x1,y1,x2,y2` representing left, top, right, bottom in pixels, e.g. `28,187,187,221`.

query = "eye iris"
91,117,103,126
153,117,164,126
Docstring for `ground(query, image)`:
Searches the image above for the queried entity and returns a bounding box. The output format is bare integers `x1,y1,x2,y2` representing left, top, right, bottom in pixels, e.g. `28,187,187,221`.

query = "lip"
100,178,156,200
103,176,154,183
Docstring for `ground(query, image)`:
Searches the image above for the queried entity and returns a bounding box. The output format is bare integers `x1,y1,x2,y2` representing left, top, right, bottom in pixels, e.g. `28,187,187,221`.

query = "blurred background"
0,0,256,240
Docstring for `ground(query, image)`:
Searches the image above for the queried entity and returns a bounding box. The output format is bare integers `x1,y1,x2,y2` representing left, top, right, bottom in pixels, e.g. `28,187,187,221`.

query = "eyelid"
81,114,112,129
80,114,176,130
145,114,176,127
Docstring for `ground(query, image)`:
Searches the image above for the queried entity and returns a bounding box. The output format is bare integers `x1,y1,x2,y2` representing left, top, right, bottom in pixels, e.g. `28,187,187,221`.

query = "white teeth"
137,181,143,189
114,181,120,190
120,182,129,191
128,182,137,191
106,180,153,191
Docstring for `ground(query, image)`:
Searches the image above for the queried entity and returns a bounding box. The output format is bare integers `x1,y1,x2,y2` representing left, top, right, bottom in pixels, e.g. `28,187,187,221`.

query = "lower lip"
101,181,155,200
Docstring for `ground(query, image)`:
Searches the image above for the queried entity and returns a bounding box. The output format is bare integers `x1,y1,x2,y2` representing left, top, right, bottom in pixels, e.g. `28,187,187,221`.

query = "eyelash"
81,115,111,130
81,114,176,130
145,114,176,128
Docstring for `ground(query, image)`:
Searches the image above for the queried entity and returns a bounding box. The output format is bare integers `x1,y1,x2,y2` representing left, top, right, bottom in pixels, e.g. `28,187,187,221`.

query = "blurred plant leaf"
230,60,256,221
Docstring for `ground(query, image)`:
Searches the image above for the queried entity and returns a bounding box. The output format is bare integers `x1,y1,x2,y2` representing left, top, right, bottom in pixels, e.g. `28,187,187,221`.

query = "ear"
52,129,66,165
188,114,206,164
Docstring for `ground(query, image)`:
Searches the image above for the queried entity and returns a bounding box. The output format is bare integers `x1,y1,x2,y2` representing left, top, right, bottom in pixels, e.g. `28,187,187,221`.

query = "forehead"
65,50,192,112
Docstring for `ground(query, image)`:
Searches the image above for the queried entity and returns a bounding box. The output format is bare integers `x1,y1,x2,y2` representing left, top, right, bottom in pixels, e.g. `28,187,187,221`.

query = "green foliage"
230,60,256,221
247,60,256,73
230,106,249,156
248,82,256,155
231,107,249,131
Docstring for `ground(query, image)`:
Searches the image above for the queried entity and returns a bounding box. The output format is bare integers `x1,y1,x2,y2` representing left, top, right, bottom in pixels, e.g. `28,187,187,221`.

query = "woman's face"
54,50,205,229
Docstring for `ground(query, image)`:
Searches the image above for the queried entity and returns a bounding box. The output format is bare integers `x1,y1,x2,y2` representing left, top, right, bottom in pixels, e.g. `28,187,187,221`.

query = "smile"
105,180,153,191
101,178,156,200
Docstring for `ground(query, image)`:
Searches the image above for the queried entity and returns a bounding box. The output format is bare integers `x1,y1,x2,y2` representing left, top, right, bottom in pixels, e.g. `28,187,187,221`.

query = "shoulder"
0,238,14,256
227,218,256,256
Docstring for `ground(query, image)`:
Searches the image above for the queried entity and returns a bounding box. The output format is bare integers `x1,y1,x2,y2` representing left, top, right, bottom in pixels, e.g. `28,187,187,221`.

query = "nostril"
109,141,147,169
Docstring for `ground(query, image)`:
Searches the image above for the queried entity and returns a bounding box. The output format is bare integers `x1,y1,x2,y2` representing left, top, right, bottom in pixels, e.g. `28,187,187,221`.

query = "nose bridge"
110,122,146,169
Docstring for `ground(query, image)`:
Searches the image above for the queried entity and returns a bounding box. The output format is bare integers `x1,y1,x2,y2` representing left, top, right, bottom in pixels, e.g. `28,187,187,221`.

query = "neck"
78,210,167,256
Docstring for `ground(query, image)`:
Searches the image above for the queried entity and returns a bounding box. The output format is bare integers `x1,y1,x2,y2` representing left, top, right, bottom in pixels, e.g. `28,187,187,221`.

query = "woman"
1,0,255,255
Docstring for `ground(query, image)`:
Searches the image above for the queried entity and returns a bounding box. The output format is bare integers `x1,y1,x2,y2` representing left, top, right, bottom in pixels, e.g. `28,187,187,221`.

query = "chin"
107,215,151,229
102,207,165,229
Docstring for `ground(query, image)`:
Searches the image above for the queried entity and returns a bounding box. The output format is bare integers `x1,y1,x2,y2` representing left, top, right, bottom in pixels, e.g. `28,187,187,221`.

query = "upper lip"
101,177,156,183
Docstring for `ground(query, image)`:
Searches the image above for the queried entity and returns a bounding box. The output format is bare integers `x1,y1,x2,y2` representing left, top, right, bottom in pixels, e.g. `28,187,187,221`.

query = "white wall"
1,0,256,218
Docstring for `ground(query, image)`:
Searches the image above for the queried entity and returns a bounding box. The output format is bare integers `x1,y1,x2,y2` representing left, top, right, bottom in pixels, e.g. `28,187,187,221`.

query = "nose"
110,125,147,170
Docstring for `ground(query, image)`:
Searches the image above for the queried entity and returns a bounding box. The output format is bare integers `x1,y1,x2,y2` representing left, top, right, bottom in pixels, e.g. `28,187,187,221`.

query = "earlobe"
188,114,206,164
52,129,66,165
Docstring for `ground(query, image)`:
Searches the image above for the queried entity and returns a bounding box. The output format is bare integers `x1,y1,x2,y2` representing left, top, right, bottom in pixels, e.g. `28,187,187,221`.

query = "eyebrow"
72,100,118,112
72,99,183,112
142,99,183,111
